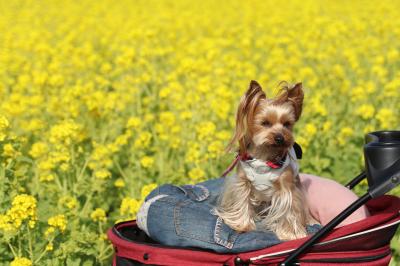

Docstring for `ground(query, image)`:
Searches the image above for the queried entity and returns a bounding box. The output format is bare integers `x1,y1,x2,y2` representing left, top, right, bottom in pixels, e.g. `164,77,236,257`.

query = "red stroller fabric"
107,195,400,265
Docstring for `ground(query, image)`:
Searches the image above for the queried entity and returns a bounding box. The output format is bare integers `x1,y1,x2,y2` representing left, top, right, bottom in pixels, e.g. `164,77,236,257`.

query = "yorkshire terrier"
215,80,315,240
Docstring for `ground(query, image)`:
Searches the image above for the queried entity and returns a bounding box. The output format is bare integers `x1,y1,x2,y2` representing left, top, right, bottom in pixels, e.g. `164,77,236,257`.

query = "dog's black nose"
274,134,284,145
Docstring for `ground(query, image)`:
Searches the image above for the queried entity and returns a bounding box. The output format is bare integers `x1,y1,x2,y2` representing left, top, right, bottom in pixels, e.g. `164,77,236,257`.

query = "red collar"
221,152,287,177
240,153,286,169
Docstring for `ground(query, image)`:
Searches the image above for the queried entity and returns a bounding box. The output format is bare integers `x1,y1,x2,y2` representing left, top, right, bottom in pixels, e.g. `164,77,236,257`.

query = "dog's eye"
262,121,271,127
283,122,291,128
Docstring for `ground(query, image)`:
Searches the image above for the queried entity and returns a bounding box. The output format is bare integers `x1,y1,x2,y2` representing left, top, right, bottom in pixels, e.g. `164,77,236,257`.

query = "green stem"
54,172,64,192
80,192,93,216
7,242,17,257
98,244,113,262
76,157,89,183
34,235,55,264
27,226,34,261
114,159,128,180
18,230,21,256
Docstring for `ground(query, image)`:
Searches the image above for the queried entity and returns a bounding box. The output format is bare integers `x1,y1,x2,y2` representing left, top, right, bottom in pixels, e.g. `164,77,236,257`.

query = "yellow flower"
45,243,54,252
134,132,152,149
59,196,78,209
304,123,317,137
350,86,366,102
0,115,10,141
120,198,140,218
0,194,37,231
2,143,19,158
207,140,224,158
48,120,82,146
39,173,55,182
29,142,49,158
376,108,396,129
189,167,205,181
216,130,231,141
37,158,56,171
90,208,107,222
196,122,216,141
114,178,126,188
48,214,67,233
0,115,10,130
10,257,32,266
159,111,176,127
45,226,55,237
337,127,354,146
322,121,332,133
126,117,141,128
356,104,375,120
140,156,154,168
0,214,13,232
94,169,111,179
185,142,201,164
141,183,158,199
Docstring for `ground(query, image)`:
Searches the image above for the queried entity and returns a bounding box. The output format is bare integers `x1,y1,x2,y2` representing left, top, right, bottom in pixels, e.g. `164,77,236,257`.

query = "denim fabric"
139,177,319,253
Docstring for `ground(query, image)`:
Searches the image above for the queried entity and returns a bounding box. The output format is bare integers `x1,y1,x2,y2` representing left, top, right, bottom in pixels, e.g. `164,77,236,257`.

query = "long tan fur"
216,80,314,240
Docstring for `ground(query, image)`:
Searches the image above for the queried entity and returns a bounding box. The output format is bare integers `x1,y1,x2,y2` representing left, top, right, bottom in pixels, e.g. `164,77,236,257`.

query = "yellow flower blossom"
48,214,67,233
337,127,354,146
0,115,10,130
2,143,19,158
304,123,317,138
45,242,54,251
189,167,206,181
356,104,375,120
45,226,55,237
90,208,107,222
376,108,396,129
10,257,32,266
120,198,140,218
29,142,49,159
59,196,78,209
114,178,126,188
0,194,37,232
207,140,224,158
94,169,111,179
141,183,158,198
126,117,141,128
39,174,55,182
48,120,83,146
140,156,154,168
0,115,10,141
196,122,216,142
134,132,152,149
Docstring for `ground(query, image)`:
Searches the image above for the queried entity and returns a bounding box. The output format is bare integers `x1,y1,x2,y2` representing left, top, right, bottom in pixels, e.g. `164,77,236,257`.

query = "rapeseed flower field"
0,0,399,264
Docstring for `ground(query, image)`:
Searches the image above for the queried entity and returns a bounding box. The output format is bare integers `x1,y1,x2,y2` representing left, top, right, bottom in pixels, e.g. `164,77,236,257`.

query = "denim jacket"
136,177,320,253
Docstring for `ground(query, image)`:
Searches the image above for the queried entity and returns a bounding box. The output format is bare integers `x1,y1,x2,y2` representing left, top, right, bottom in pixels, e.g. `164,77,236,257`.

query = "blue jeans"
137,177,320,253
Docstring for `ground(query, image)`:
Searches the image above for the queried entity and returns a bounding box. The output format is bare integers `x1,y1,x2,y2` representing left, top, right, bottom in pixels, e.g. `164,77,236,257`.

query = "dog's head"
228,80,304,162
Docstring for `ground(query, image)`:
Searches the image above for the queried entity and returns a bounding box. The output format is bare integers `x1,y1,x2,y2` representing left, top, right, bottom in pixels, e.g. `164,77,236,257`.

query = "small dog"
215,80,315,240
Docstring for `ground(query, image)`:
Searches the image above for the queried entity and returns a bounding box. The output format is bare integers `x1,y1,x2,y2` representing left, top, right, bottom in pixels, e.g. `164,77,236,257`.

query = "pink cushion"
300,174,370,227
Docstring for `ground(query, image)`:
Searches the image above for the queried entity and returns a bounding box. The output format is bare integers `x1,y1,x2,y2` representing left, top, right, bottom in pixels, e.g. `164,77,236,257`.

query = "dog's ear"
287,82,304,121
226,80,266,154
274,82,304,121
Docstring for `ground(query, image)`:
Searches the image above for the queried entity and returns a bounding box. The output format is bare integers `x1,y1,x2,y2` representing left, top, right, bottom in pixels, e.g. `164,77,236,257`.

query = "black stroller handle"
345,171,366,189
281,130,400,266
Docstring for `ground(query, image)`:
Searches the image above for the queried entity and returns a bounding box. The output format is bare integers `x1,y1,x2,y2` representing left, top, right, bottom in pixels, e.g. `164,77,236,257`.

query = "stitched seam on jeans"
214,217,234,249
174,199,214,243
195,185,210,201
180,185,210,202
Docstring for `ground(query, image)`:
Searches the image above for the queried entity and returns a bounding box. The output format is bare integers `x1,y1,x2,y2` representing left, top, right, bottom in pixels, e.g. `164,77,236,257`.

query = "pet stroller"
108,131,400,265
